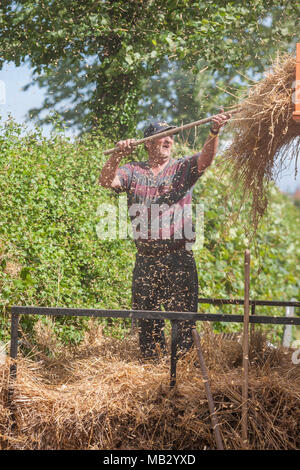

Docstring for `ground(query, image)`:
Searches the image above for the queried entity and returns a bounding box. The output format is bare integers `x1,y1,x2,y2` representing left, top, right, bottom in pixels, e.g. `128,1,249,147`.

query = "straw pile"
0,321,299,450
224,53,300,228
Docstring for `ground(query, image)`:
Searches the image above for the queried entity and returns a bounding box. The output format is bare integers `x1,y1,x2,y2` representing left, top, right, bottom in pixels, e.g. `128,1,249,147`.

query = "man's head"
143,121,177,161
143,121,176,139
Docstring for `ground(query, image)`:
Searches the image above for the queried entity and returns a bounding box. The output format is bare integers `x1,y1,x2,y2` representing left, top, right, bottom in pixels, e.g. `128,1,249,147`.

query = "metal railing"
8,298,300,389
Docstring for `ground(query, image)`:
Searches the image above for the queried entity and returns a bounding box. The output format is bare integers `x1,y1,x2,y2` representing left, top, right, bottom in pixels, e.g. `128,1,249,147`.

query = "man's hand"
114,138,136,157
99,138,136,188
210,107,231,133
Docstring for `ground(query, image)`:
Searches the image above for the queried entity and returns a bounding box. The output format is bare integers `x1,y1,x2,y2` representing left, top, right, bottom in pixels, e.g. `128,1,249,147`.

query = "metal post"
170,321,178,388
8,312,19,408
250,301,256,337
242,249,250,448
192,327,224,450
131,318,138,334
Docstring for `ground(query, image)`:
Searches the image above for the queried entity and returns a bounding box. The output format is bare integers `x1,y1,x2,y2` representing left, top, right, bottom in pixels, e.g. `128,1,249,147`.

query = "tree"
137,60,242,146
0,0,299,138
0,120,299,344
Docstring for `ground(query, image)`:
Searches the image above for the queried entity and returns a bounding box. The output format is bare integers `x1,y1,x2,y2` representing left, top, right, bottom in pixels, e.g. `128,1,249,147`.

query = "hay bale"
224,53,300,228
0,327,299,450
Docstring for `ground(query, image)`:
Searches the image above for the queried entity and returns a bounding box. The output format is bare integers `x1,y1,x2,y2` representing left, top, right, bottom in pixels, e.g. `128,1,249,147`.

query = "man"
99,110,230,359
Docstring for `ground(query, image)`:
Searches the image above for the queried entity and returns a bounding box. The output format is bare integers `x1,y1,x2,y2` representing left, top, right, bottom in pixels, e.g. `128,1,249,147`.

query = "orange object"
293,43,300,122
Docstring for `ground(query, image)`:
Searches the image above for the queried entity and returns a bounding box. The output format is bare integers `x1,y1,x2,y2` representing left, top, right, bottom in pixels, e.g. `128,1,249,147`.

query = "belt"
136,241,188,256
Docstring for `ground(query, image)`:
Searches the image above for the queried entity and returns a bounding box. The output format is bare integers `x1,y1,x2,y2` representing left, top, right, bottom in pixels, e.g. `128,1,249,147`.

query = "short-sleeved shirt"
113,154,203,251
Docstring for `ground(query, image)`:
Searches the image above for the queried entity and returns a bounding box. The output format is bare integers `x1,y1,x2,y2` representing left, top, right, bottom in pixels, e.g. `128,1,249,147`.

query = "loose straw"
242,249,250,448
192,327,224,450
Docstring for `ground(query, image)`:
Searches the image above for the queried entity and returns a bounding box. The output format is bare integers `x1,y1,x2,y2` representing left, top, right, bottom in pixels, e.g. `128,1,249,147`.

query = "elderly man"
99,110,230,359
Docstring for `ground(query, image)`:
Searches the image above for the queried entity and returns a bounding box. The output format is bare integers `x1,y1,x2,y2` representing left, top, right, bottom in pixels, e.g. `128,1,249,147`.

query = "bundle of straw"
1,323,299,450
224,53,300,228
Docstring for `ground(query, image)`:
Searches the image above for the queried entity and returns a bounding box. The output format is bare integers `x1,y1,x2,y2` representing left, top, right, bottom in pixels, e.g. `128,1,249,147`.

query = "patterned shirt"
114,154,203,251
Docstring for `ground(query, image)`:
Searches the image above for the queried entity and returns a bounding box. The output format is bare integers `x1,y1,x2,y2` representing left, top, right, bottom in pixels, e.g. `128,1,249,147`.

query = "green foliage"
0,118,135,342
191,161,300,343
0,1,299,137
0,119,299,346
293,199,300,211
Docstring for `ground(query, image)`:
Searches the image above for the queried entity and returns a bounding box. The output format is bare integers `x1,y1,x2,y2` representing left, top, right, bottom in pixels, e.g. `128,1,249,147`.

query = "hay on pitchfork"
224,53,300,228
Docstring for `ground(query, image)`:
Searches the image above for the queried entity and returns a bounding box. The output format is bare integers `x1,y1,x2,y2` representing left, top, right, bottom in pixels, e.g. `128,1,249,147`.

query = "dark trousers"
132,249,198,358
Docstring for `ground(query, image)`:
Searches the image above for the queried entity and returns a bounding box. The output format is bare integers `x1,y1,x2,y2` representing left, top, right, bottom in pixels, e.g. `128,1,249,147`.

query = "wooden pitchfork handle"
103,109,237,156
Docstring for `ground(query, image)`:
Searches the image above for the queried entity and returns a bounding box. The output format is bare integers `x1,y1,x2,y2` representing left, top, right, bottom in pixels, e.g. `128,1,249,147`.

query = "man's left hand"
211,107,231,133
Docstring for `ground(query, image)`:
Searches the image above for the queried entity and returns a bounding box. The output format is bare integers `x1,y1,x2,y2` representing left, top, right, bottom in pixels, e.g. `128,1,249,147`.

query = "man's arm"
98,139,136,189
194,109,231,174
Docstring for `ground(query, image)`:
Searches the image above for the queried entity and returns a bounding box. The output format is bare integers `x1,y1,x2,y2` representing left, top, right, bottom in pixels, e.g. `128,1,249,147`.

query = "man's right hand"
114,139,136,157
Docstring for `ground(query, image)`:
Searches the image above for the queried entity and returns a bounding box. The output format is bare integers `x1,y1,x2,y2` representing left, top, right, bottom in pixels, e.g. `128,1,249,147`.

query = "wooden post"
293,43,300,122
242,249,250,448
192,328,224,450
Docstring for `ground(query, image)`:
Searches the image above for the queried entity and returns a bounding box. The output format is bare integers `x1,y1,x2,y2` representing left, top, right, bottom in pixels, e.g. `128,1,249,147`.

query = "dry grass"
0,321,299,450
223,53,300,228
0,238,22,278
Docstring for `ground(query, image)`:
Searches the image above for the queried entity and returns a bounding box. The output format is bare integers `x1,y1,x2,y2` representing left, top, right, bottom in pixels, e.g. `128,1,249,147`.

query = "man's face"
146,134,174,160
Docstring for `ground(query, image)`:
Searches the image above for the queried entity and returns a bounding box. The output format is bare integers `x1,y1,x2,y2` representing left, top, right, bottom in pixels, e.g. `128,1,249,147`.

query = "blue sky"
0,61,77,138
0,61,300,193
